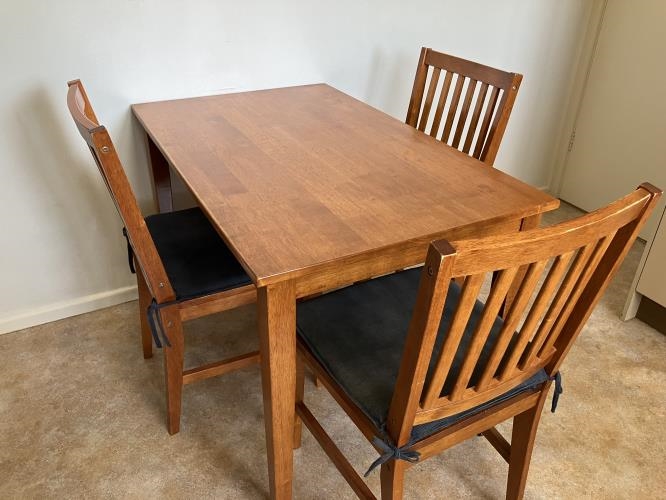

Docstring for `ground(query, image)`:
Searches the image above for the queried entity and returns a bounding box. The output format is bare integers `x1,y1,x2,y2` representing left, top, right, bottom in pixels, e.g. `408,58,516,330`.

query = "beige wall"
0,0,595,334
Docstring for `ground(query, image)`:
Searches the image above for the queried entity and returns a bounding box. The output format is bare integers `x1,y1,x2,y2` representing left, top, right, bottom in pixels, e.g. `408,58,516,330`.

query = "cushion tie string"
549,372,563,413
147,299,176,348
363,436,420,477
122,227,136,274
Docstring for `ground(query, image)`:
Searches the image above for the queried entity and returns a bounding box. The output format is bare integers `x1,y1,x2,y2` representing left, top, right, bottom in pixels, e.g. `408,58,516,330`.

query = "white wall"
0,0,595,334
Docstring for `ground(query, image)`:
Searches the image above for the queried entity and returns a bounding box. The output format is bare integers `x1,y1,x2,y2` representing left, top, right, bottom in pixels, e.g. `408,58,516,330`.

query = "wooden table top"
132,84,558,287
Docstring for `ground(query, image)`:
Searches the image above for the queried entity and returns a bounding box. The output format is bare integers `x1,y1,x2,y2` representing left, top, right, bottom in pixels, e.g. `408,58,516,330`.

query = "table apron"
291,216,523,298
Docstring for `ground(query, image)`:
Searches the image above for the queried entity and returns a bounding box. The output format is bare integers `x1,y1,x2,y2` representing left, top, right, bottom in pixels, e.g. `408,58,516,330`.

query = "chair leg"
506,388,549,500
161,306,185,435
135,266,153,359
293,354,305,449
380,459,406,500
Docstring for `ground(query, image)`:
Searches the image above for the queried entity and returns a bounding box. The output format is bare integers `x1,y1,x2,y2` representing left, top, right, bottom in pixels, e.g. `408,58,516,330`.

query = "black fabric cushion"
296,267,547,445
145,207,252,300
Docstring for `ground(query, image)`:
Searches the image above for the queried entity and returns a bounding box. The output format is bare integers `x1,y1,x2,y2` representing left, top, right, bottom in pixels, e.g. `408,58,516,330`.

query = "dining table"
132,83,559,499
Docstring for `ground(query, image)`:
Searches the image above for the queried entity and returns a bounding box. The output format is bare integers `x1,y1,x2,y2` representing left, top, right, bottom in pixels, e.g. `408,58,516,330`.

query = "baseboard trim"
0,285,138,336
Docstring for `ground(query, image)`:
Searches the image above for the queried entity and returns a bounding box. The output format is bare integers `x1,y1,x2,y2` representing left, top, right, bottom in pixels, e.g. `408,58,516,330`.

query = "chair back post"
546,182,662,375
480,72,522,165
385,242,457,446
386,184,660,436
405,47,429,128
66,80,175,303
405,47,522,166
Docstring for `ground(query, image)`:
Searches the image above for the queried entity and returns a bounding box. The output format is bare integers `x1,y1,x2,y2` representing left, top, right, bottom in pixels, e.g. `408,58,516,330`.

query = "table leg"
258,280,297,499
144,133,173,213
504,213,543,314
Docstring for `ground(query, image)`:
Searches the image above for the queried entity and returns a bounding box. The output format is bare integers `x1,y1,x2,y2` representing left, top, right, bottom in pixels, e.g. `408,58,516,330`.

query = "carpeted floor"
1,203,664,499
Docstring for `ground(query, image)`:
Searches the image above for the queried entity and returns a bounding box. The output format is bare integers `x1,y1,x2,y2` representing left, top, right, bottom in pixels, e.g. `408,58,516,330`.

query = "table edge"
131,86,560,290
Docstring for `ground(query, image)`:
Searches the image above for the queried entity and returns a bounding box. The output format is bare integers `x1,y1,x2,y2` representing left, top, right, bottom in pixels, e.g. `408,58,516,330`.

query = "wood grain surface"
133,84,557,288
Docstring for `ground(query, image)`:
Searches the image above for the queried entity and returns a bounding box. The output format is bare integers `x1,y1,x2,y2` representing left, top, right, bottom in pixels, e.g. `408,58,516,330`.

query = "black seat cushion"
145,207,252,301
296,267,547,445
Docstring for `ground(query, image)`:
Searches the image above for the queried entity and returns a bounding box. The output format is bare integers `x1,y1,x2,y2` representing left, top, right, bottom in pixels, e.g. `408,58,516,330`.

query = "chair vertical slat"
451,79,478,149
441,75,466,144
450,267,518,401
422,273,485,408
462,83,489,154
476,260,548,390
418,67,441,132
473,86,500,159
498,251,575,381
537,233,616,359
519,243,596,369
429,71,454,139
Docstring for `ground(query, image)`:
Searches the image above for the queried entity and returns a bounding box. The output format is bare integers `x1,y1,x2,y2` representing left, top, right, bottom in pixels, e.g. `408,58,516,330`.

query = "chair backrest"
405,47,522,166
386,184,661,445
66,80,175,303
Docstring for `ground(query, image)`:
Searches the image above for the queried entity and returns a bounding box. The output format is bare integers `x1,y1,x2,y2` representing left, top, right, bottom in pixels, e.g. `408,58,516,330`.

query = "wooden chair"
406,47,523,166
294,184,661,499
66,80,259,435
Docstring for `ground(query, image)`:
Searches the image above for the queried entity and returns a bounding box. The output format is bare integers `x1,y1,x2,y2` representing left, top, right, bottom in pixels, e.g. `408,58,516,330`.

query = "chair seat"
296,268,547,445
145,207,252,301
